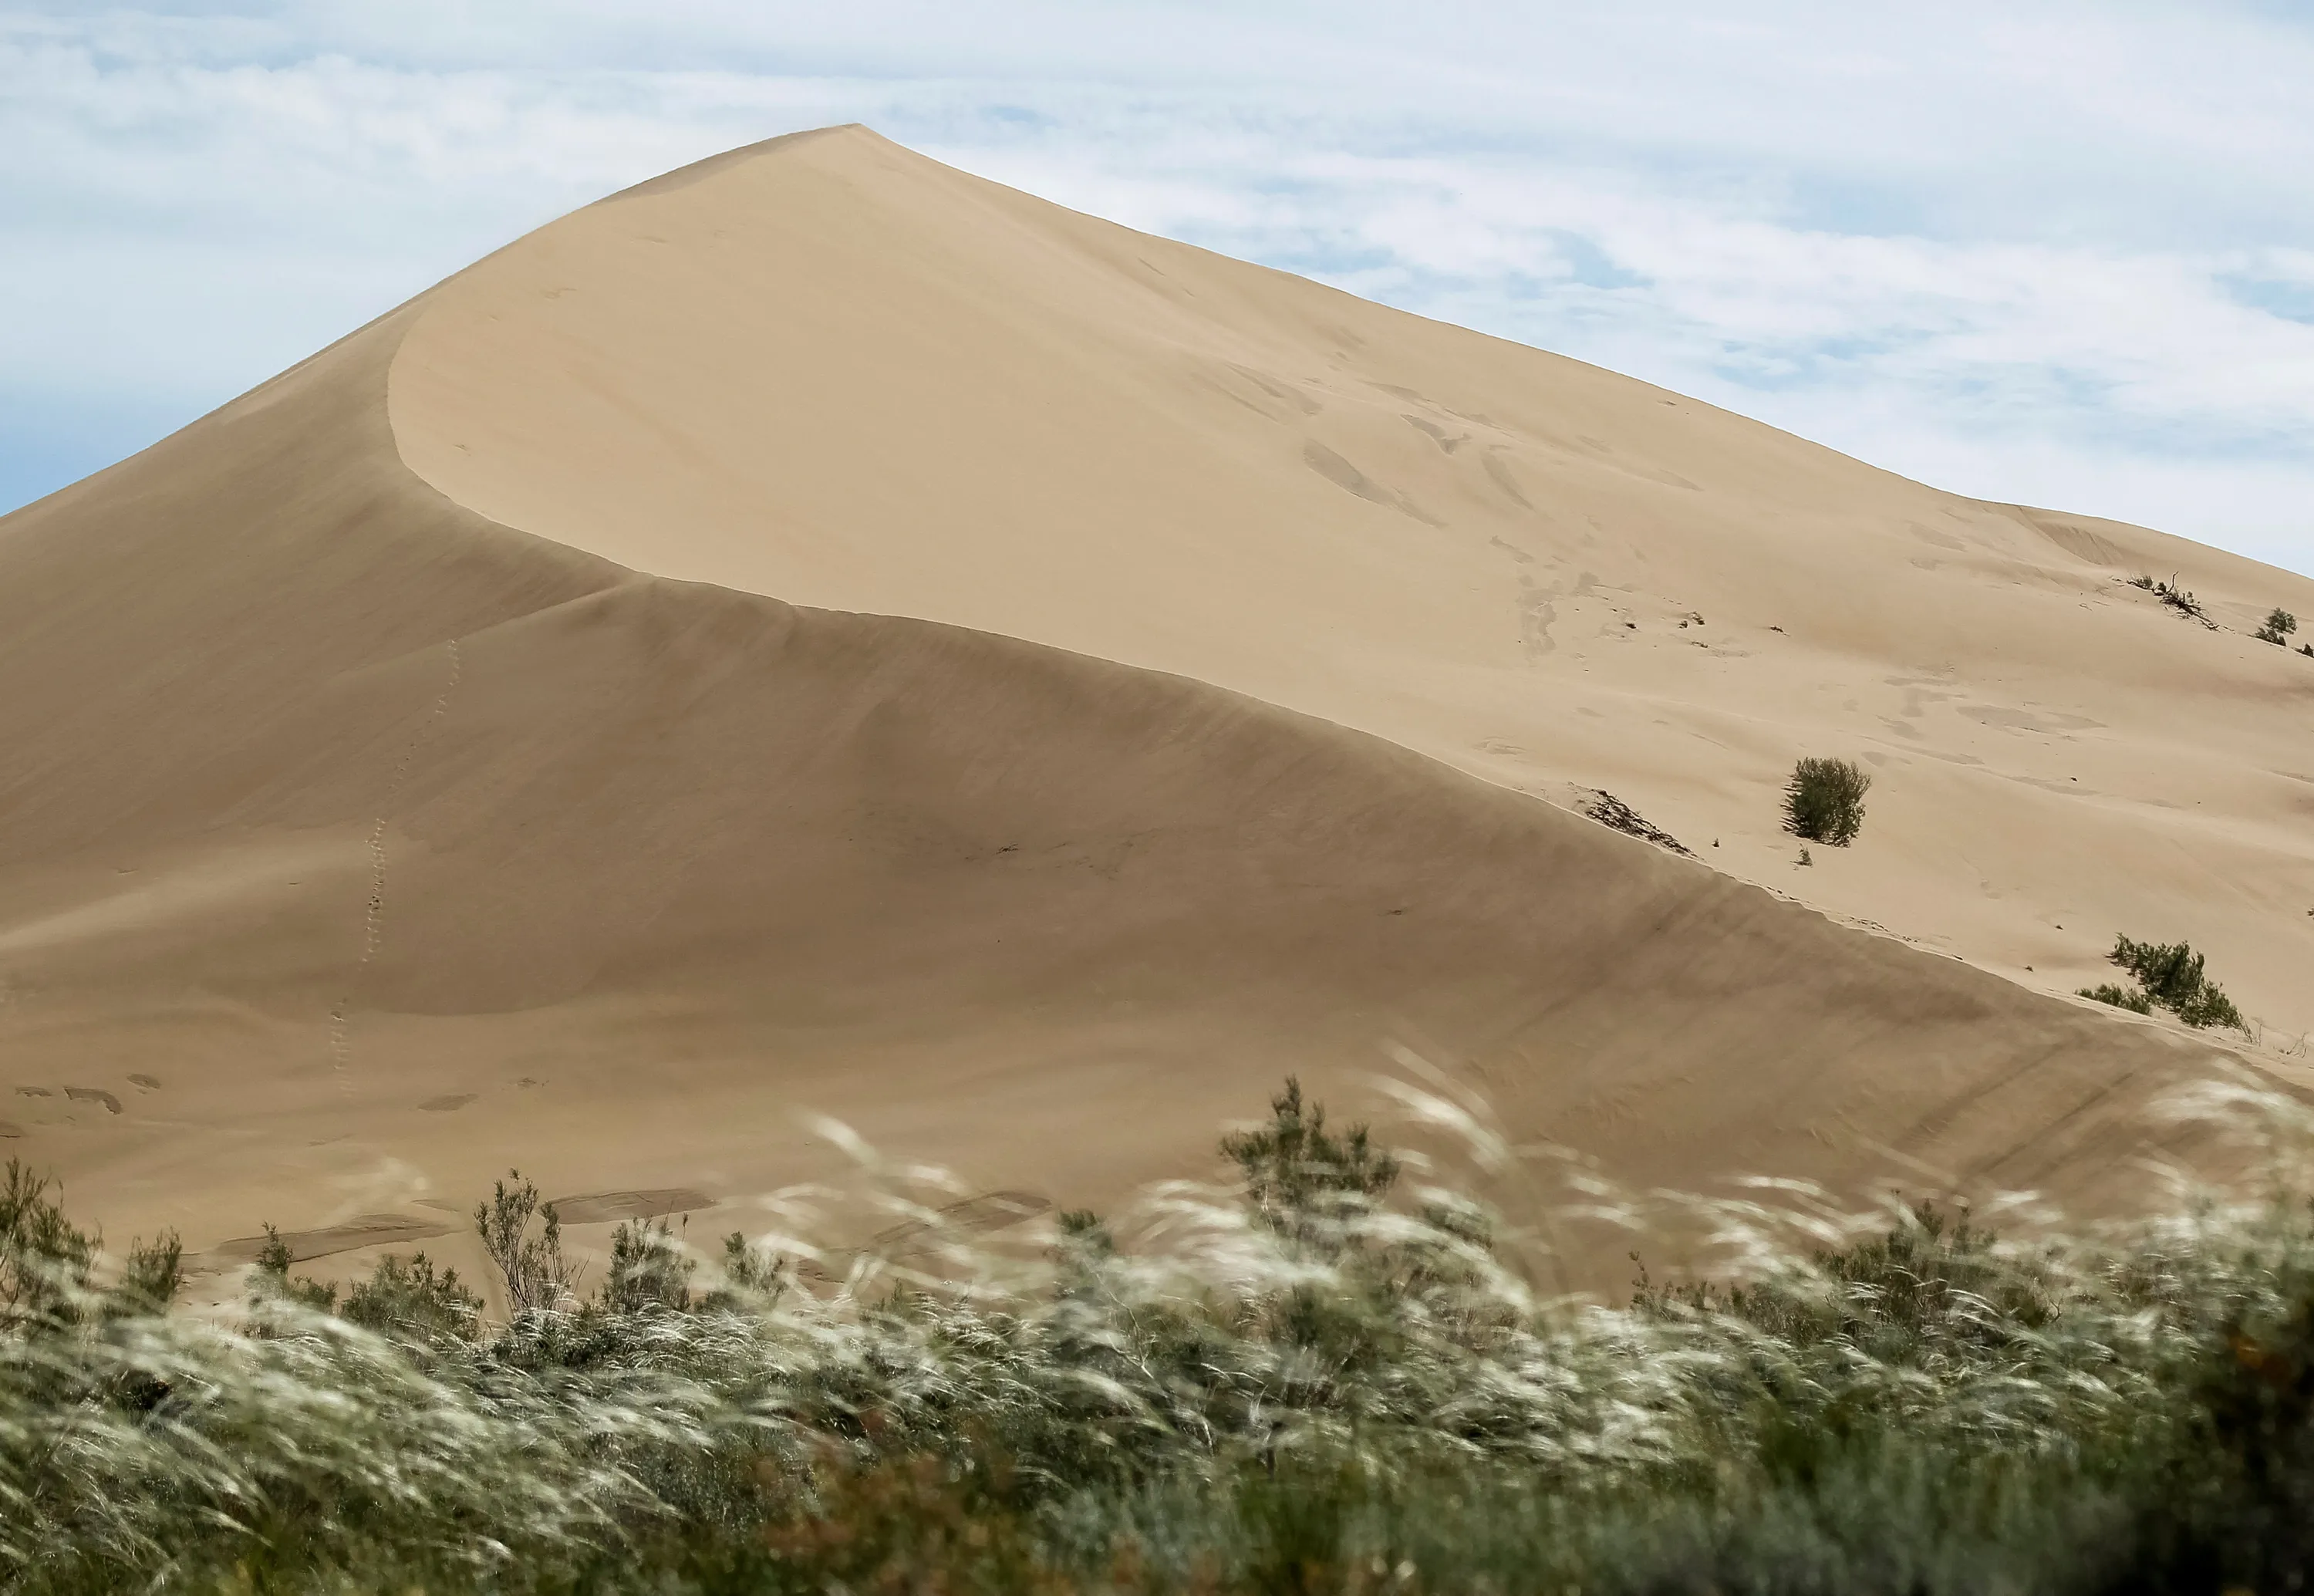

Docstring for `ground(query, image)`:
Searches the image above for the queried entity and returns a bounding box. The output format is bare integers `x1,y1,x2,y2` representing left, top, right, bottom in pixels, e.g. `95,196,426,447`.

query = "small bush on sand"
2,1159,178,1332
249,1224,339,1313
1220,1076,1398,1248
2255,608,2299,646
2131,574,2221,628
2080,935,2246,1031
1783,756,1872,845
2176,984,2248,1031
2080,982,2154,1015
2159,579,2208,622
2160,584,2206,620
599,1216,693,1314
344,1252,482,1341
1,1161,97,1333
475,1169,578,1313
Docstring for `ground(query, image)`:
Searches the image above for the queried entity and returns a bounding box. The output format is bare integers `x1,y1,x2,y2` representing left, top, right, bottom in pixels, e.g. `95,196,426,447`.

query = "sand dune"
1,125,2302,1293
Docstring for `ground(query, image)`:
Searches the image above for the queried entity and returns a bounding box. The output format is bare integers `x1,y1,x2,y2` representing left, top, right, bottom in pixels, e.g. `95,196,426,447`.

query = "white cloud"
2,2,2311,571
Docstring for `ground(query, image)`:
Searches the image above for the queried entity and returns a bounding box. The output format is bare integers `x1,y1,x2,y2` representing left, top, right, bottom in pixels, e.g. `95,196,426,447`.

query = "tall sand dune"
2,126,2304,1289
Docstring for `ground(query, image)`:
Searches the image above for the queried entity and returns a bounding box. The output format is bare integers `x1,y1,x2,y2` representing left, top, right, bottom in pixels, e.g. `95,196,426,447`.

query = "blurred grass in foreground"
5,1072,2314,1593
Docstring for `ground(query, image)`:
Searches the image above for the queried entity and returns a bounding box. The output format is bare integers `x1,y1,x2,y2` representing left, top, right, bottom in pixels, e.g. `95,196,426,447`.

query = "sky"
6,2,2313,572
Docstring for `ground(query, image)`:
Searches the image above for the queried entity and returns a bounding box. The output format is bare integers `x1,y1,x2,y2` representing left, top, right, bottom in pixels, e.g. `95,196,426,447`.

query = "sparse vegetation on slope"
5,1080,2314,1592
2128,573,2218,627
2080,934,2246,1031
2,1159,181,1332
1783,755,1872,846
1577,789,1693,856
2255,608,2299,646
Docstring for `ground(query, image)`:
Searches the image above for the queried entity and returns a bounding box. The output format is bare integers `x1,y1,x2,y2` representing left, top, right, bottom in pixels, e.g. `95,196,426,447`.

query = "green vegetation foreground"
6,1078,2314,1594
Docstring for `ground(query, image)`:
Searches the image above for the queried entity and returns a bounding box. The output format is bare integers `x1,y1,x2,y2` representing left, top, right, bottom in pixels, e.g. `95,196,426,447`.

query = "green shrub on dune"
1783,755,1872,845
2081,934,2246,1031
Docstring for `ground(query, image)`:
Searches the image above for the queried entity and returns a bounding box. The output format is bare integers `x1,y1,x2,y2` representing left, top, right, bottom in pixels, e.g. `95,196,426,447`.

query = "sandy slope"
0,126,2298,1296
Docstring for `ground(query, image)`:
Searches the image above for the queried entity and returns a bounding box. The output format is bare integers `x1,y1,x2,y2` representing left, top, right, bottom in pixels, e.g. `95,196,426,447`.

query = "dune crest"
0,126,2298,1286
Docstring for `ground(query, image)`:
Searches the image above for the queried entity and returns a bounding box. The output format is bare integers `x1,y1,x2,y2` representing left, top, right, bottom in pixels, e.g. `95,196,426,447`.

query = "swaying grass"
6,1073,2314,1592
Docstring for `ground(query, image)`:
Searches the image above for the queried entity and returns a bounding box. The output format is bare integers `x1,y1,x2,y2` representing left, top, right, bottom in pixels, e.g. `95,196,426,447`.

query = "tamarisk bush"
1783,755,1872,845
2081,934,2246,1031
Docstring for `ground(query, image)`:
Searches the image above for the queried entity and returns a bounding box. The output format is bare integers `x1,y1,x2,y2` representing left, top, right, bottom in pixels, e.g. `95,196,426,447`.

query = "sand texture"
2,127,2306,1292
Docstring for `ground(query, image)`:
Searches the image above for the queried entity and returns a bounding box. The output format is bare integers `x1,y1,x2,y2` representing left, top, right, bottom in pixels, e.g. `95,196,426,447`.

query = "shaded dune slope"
0,130,2260,1284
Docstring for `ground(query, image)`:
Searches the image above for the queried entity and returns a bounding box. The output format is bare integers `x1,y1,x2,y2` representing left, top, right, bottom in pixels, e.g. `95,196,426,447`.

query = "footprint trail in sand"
328,636,463,1090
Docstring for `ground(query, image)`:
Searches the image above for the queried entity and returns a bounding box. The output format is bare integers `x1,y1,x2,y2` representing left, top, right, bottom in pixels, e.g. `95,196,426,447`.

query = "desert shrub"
599,1216,693,1314
0,1161,96,1333
692,1230,789,1317
475,1168,578,1313
110,1235,184,1324
248,1223,342,1314
2113,936,2211,1009
1220,1075,1398,1248
2,1159,179,1334
2175,983,2247,1032
250,1242,481,1346
2255,608,2299,645
1783,756,1872,845
1638,1200,2053,1355
342,1251,481,1342
2142,575,2212,623
2130,574,2222,628
2080,982,2154,1015
2083,935,2247,1032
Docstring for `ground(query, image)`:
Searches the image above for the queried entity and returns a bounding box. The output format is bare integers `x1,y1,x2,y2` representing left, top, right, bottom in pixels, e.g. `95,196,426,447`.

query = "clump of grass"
8,1082,2314,1592
1783,756,1871,845
2255,608,2299,646
2129,573,2215,626
2080,934,2246,1031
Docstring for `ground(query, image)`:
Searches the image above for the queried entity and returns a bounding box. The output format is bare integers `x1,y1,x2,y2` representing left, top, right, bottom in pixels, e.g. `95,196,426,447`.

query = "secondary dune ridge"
0,126,2304,1294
